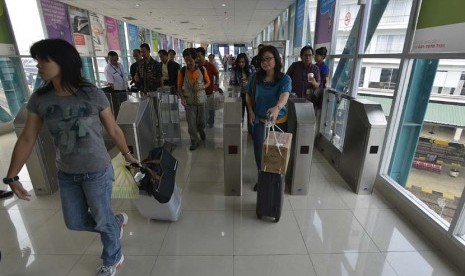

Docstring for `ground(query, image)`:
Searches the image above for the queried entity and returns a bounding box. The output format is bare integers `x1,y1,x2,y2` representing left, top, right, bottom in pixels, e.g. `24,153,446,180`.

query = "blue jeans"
207,110,215,127
252,121,288,170
58,166,121,266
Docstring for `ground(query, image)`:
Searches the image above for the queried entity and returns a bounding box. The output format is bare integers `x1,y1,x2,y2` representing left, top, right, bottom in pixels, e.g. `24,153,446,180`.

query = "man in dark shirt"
159,49,180,94
135,43,162,93
129,49,141,89
250,44,264,71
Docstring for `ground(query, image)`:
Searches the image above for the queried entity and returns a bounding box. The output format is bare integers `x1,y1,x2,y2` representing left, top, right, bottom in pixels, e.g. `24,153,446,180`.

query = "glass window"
365,0,413,54
0,57,29,122
21,58,38,93
389,59,465,227
333,1,361,55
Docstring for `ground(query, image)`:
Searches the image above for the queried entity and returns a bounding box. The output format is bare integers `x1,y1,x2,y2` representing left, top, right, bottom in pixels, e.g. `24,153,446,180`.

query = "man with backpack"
196,47,219,128
177,48,210,151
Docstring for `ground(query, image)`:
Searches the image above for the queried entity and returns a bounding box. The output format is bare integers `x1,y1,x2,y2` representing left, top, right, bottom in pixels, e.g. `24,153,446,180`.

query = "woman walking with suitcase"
245,45,291,192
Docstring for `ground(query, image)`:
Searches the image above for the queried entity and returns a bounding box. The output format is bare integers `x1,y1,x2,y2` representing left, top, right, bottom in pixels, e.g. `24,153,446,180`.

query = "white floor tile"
354,208,435,252
152,256,233,276
310,253,398,276
294,209,379,253
0,254,80,276
289,180,349,210
85,209,169,256
187,161,224,182
159,210,233,255
332,181,394,210
234,255,317,276
234,193,292,211
234,211,307,255
385,251,462,276
67,255,157,276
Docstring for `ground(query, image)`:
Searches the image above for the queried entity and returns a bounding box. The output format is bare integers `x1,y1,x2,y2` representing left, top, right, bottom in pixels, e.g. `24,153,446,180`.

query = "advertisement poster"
138,27,146,45
159,34,168,50
89,12,107,55
68,6,92,55
104,16,121,54
40,0,73,44
412,0,465,53
151,31,159,53
293,0,305,49
0,0,15,55
127,23,139,50
314,0,336,52
173,38,178,53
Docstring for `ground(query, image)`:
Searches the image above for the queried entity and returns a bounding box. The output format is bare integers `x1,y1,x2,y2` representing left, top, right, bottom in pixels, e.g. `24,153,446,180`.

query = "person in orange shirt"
177,48,210,150
196,47,219,128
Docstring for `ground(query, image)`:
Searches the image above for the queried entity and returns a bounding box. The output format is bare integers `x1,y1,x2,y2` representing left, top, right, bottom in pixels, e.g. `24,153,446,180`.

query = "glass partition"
320,89,354,150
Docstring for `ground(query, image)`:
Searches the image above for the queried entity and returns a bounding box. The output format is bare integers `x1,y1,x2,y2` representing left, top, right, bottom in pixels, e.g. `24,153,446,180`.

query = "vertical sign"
104,16,121,54
412,0,465,53
127,23,139,50
151,31,159,52
293,0,305,49
137,26,145,44
89,12,107,55
40,0,73,44
314,0,336,52
68,6,92,55
212,44,219,55
0,0,15,55
173,38,178,53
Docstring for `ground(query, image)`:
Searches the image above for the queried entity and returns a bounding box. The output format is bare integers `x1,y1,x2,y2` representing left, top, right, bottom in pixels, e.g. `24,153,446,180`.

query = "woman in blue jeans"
4,39,138,276
246,45,291,191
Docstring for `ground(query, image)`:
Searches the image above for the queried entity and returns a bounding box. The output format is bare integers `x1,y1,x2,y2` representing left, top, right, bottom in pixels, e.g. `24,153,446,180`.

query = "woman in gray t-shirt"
4,39,138,276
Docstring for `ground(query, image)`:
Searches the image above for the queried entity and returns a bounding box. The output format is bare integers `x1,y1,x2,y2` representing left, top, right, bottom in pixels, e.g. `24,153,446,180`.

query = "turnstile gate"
13,105,58,195
223,98,242,196
286,98,316,195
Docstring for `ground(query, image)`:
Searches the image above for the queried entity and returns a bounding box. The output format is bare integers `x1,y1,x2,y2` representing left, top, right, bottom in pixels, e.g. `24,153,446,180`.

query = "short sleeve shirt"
104,62,127,91
246,74,292,120
26,86,111,174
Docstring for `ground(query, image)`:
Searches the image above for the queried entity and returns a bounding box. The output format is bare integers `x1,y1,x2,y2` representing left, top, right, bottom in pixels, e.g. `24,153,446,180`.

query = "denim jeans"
58,166,121,266
252,121,288,170
207,109,215,127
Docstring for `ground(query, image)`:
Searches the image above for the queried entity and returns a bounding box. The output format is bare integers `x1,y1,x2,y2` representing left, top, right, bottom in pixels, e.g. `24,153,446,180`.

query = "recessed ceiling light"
222,4,226,7
135,4,140,7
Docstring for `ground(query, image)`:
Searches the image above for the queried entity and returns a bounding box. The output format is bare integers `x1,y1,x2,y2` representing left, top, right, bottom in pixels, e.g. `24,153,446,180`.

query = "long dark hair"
235,53,252,77
30,39,90,95
255,45,284,83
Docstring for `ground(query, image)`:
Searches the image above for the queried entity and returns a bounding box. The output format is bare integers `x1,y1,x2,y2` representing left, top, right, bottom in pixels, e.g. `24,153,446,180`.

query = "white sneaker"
115,212,128,239
96,254,124,276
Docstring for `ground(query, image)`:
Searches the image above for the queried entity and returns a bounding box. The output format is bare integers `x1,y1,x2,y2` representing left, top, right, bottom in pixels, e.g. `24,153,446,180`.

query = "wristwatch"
3,176,19,184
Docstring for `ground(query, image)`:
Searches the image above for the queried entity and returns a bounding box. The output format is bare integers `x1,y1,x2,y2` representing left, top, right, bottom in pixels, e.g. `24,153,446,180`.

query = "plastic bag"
111,153,139,199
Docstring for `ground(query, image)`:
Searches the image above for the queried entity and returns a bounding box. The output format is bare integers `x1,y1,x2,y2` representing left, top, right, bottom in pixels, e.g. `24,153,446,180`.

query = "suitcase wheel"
274,216,280,223
256,211,262,220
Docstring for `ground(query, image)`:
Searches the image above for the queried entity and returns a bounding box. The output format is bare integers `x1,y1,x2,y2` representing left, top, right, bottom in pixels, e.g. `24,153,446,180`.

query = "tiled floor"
0,72,462,275
0,130,462,276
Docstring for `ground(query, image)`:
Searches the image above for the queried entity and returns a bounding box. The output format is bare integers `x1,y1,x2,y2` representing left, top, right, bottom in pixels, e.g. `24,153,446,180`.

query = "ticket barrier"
117,99,155,161
13,105,58,195
223,98,242,196
286,98,316,195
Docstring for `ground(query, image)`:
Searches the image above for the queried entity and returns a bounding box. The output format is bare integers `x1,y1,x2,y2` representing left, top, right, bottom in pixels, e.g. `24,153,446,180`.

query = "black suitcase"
256,171,285,222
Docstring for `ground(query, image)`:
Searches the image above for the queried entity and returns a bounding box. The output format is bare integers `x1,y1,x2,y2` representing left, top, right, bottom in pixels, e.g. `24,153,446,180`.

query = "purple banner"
173,38,179,53
40,0,73,43
314,0,336,52
104,16,120,53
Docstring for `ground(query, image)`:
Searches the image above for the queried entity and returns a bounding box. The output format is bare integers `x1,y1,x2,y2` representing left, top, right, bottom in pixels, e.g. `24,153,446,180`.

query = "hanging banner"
68,6,92,55
0,0,15,55
173,38,179,53
104,16,120,54
166,35,173,50
412,0,465,53
293,0,305,49
127,23,139,50
40,0,73,44
314,0,336,52
151,31,159,53
138,27,146,45
159,34,168,50
212,44,219,55
89,12,107,55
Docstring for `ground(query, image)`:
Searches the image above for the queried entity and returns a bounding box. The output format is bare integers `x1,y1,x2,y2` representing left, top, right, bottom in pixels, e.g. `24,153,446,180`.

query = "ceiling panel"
58,0,294,43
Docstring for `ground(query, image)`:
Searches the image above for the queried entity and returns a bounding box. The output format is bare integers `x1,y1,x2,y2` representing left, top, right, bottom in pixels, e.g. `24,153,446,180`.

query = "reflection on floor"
0,128,462,275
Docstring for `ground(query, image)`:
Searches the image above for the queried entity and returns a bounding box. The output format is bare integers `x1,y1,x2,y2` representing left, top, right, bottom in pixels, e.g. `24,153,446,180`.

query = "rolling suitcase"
256,171,285,222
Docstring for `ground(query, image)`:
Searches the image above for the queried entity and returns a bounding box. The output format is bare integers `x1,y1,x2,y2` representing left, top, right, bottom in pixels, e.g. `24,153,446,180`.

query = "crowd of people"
2,38,329,276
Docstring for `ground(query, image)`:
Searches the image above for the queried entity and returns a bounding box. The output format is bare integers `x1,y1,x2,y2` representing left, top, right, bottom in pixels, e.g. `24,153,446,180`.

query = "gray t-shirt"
27,85,111,174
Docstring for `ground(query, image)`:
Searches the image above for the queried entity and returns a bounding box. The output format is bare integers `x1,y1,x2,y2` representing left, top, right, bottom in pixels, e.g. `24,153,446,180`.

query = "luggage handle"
264,114,285,157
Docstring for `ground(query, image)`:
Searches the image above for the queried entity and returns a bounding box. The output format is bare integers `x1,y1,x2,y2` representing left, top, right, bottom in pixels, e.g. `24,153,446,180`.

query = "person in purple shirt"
286,46,320,102
315,47,330,88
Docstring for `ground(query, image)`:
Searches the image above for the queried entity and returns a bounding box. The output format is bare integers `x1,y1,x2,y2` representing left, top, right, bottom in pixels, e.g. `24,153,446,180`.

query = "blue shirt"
317,61,330,88
246,73,291,120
